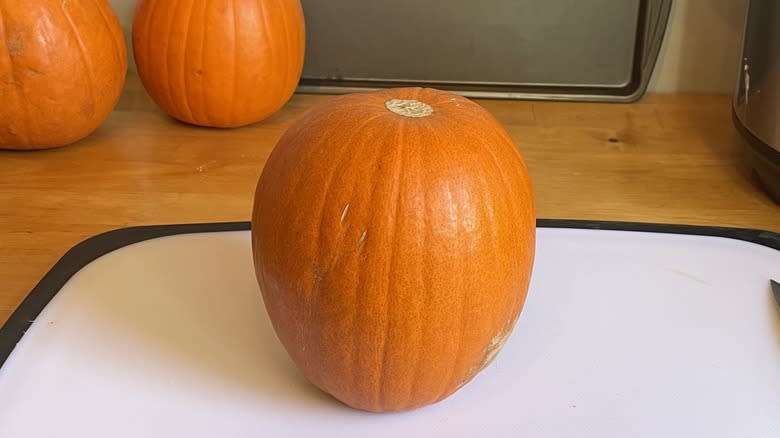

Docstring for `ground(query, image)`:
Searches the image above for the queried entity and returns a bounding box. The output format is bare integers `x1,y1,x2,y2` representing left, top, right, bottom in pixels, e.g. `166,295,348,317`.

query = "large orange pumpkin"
0,0,127,150
251,88,536,413
132,0,305,128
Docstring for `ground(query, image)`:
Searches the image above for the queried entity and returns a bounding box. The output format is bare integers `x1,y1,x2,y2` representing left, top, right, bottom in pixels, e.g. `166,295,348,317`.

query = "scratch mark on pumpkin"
25,68,41,77
196,160,217,172
340,203,350,223
317,228,366,278
304,269,327,362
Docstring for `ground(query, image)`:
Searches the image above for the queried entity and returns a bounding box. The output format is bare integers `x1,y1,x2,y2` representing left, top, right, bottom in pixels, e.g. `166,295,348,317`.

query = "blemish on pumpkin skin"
6,39,23,57
80,100,95,118
358,230,367,246
311,271,325,290
26,69,41,77
455,330,511,390
340,204,350,223
482,330,511,368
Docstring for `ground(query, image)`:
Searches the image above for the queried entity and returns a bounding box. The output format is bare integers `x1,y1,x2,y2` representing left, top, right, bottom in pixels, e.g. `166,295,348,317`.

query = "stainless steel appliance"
733,0,780,203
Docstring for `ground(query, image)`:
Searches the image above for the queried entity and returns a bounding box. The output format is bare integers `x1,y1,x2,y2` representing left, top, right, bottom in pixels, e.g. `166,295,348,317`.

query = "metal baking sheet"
296,0,672,102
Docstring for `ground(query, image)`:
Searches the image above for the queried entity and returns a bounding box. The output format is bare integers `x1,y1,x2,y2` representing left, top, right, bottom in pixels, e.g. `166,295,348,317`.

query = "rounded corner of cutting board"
0,221,253,367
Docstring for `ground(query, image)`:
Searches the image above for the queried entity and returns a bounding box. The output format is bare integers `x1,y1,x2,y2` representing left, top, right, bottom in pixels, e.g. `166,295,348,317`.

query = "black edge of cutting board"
2,219,779,368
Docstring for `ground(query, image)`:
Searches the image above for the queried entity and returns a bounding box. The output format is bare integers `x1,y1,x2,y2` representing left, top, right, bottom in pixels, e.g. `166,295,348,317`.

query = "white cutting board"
0,226,779,437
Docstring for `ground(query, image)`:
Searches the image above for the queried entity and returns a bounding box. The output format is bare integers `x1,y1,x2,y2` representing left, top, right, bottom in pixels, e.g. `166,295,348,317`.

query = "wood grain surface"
1,74,778,326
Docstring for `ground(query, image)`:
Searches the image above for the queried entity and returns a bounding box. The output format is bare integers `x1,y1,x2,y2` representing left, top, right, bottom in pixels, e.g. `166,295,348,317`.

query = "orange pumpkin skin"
251,88,536,413
132,0,305,128
0,0,127,150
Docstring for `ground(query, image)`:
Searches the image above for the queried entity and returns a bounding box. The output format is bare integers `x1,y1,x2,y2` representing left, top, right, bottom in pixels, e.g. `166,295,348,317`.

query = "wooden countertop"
1,75,778,326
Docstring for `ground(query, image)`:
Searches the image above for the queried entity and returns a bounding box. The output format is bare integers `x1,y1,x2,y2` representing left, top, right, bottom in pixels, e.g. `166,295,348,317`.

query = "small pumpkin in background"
132,0,306,128
0,0,127,150
251,88,536,412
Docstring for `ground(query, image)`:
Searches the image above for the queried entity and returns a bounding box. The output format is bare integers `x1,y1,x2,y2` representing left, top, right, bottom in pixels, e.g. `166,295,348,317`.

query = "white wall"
648,0,748,94
110,0,749,95
109,0,136,76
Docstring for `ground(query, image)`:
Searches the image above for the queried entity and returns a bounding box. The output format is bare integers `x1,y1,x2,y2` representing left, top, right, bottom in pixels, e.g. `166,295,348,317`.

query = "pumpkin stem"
385,99,433,118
